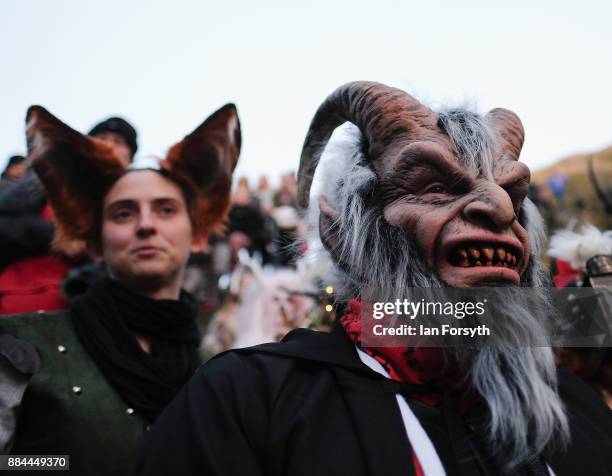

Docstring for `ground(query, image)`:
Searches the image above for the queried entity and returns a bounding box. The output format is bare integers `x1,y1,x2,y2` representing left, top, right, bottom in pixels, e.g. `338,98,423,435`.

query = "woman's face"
101,170,195,294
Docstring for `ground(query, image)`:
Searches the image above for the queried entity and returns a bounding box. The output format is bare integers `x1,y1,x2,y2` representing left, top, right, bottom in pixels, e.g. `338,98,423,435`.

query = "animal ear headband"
296,81,525,208
26,103,241,253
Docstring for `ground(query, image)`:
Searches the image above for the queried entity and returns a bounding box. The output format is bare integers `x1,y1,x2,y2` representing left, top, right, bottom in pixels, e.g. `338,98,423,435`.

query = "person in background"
254,175,274,213
0,155,27,188
0,115,138,314
273,172,298,208
2,102,240,474
227,182,272,265
88,116,138,166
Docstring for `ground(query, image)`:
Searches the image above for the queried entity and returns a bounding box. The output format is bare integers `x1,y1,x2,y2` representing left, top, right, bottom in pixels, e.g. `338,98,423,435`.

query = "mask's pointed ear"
26,106,125,252
319,194,341,252
161,103,241,237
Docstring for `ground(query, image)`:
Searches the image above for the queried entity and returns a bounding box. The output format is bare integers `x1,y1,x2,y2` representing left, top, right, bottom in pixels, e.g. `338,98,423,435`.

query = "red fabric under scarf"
340,299,471,476
340,299,466,405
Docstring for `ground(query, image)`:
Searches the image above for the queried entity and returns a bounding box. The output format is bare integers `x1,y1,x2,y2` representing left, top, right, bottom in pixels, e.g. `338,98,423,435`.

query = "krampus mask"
297,81,547,291
26,104,241,254
298,82,568,469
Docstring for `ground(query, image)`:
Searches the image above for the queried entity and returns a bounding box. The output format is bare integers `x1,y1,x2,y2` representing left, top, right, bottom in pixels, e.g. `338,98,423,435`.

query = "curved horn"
486,108,525,161
296,81,435,208
588,154,612,214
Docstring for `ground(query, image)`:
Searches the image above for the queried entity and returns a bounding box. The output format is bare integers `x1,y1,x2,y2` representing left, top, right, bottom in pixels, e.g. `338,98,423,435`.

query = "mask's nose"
462,181,516,231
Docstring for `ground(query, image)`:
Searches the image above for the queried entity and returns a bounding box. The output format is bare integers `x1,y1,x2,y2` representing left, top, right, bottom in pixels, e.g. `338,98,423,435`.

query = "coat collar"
231,320,383,378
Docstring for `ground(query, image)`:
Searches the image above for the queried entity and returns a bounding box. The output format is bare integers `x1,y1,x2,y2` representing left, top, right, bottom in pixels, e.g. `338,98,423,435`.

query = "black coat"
132,324,612,476
0,172,53,268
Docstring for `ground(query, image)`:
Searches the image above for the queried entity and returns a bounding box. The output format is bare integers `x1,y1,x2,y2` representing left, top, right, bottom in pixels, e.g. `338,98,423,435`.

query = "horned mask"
298,81,537,288
296,83,570,469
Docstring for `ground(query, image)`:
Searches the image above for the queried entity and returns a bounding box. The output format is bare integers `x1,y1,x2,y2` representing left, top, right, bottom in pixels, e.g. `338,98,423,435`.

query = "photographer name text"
372,323,490,338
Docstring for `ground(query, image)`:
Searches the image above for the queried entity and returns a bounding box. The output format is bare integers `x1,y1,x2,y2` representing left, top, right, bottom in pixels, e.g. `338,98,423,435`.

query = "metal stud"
72,386,82,395
57,345,67,353
126,408,135,416
325,304,333,312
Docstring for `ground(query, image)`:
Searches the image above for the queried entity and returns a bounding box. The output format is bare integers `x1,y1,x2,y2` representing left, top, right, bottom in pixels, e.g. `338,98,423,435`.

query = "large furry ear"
161,103,241,237
27,106,125,252
486,108,525,161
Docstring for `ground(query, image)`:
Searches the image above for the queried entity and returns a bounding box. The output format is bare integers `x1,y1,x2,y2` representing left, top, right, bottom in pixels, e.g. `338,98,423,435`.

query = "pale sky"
2,0,611,184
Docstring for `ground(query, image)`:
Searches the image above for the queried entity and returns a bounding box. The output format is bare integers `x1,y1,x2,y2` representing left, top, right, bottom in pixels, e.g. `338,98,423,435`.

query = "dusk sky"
2,0,611,184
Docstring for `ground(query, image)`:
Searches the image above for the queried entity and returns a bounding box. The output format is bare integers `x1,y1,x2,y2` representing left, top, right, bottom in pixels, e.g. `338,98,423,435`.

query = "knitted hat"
88,116,138,158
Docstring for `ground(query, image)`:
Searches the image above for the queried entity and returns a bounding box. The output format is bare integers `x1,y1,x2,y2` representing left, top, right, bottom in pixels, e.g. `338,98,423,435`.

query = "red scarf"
340,299,471,476
340,299,466,406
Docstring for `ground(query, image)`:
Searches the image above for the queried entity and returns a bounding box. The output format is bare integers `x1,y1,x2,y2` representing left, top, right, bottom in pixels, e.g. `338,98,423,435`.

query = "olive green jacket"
2,311,204,475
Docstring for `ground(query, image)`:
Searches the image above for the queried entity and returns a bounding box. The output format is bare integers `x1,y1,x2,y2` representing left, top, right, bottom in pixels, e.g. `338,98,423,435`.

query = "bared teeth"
450,243,519,270
450,248,470,267
482,247,494,261
496,248,506,262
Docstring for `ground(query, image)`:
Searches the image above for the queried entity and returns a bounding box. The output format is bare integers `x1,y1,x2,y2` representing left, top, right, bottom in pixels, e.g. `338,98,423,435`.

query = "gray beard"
324,212,569,470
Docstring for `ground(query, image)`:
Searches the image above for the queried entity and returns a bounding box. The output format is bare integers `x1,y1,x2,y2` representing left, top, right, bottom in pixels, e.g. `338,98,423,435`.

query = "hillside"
530,144,612,231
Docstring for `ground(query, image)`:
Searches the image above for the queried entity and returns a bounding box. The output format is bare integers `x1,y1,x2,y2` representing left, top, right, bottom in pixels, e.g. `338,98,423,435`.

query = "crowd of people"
0,116,308,318
0,81,610,476
227,174,305,267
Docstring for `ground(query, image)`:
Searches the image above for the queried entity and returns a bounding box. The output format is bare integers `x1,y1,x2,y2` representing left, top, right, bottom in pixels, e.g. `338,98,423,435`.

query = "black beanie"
6,155,26,167
88,117,138,158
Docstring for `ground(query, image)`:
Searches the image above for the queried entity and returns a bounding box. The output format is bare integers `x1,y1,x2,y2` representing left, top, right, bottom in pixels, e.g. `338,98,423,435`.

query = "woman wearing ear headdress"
0,104,241,474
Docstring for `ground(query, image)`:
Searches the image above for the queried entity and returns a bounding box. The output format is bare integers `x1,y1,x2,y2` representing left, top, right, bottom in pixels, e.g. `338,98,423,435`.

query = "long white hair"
304,116,569,470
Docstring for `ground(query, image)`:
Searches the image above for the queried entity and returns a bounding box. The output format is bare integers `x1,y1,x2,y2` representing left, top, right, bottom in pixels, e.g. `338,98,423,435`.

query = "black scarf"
70,277,201,422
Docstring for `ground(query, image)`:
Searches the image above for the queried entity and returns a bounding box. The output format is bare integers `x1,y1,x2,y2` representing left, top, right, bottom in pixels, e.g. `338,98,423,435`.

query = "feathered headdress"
548,225,612,271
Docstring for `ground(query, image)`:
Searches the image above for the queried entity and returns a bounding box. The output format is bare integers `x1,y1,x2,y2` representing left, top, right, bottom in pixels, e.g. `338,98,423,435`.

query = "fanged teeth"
450,243,518,269
468,247,480,260
496,247,506,261
482,247,494,261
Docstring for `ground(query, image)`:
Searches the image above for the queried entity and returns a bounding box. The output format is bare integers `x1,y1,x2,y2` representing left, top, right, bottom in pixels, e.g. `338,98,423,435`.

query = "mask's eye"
422,183,448,195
